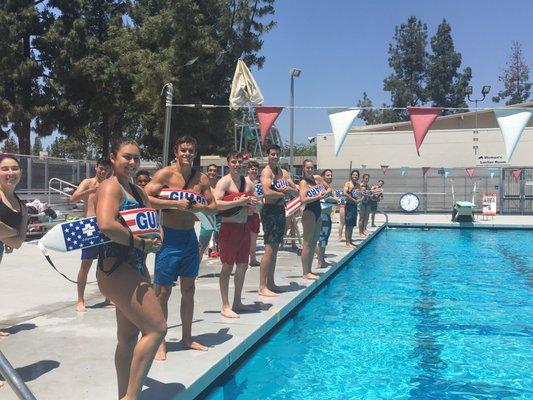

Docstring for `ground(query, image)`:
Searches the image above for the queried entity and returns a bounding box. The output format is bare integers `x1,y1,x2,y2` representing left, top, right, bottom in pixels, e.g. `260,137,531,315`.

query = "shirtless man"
258,145,299,297
198,164,220,260
213,152,258,318
145,136,216,359
69,157,112,312
245,160,261,266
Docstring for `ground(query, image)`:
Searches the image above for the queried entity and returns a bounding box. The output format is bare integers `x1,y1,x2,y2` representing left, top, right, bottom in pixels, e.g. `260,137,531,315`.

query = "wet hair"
135,170,150,179
321,169,333,177
174,135,197,152
207,164,218,171
350,169,360,179
110,138,138,156
266,144,281,154
226,151,242,162
247,160,259,170
0,153,21,166
303,159,315,167
377,179,384,185
362,173,370,179
96,157,111,168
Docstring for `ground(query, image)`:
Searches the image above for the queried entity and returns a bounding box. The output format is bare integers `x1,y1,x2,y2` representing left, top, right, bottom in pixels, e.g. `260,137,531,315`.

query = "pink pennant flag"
422,167,431,177
255,106,284,144
512,169,521,183
407,107,443,156
380,165,389,175
465,167,476,179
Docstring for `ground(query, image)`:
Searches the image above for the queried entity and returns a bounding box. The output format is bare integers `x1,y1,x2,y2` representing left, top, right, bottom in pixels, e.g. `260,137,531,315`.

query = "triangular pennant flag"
380,165,389,175
512,169,521,183
494,108,533,161
327,108,361,156
443,167,452,178
466,167,476,179
400,166,409,176
407,106,443,155
422,167,431,177
361,164,367,170
255,106,284,144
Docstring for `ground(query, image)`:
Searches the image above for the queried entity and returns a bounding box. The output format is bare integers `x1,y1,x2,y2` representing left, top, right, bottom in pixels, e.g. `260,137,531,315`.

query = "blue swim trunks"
81,246,99,260
155,227,199,285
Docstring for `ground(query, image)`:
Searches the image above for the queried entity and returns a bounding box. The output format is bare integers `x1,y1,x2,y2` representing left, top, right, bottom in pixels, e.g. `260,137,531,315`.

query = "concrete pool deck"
1,212,532,399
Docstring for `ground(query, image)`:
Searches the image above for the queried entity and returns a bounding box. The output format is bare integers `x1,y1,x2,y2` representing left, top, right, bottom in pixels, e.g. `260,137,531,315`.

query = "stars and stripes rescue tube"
158,188,216,230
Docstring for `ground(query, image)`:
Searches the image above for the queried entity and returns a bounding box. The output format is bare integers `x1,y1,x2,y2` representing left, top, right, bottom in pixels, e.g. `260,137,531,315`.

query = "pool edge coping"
388,222,533,230
180,224,388,400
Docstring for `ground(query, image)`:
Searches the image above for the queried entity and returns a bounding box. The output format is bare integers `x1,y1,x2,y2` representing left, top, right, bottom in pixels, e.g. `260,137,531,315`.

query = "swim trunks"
345,202,358,227
247,213,260,234
154,227,199,284
81,246,99,260
319,213,332,248
261,204,286,245
219,222,251,265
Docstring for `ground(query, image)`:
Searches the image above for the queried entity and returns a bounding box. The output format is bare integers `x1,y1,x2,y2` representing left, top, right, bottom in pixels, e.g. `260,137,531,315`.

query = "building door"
501,168,533,214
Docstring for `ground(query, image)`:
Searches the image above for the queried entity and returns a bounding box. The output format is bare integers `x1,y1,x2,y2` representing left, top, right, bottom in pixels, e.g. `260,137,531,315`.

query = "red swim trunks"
247,213,260,234
219,222,251,265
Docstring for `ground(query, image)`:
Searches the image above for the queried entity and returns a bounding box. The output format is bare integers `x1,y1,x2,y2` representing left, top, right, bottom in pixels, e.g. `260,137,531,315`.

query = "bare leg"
97,265,166,400
180,277,208,351
249,231,259,266
76,259,94,312
345,225,355,247
258,244,277,297
301,212,320,280
371,212,376,227
154,285,172,361
266,243,283,292
338,207,345,240
219,264,239,318
233,263,254,311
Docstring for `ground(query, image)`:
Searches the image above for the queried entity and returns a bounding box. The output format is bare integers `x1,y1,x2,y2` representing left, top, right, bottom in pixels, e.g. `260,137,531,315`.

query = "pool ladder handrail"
377,210,389,228
0,350,37,400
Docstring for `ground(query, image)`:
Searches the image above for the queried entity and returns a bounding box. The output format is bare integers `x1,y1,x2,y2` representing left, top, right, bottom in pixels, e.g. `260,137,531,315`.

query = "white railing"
48,178,78,204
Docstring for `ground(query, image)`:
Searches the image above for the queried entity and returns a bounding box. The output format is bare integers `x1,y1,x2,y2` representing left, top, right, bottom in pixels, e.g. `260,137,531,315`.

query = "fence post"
499,168,504,214
76,161,81,183
85,162,91,179
26,157,32,195
44,157,49,190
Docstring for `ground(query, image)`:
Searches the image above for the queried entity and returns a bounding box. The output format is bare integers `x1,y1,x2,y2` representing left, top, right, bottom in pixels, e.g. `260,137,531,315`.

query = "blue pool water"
206,229,533,399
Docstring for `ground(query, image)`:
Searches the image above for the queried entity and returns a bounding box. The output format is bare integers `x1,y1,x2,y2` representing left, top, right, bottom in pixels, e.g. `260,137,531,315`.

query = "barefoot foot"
303,272,320,280
258,287,278,297
76,301,86,313
221,307,240,319
184,340,209,351
0,330,9,337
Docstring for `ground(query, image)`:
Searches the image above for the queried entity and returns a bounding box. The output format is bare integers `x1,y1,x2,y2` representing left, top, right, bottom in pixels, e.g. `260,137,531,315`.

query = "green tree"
0,1,52,153
492,41,531,105
426,20,472,113
382,16,429,122
1,136,19,153
32,136,43,155
48,135,92,159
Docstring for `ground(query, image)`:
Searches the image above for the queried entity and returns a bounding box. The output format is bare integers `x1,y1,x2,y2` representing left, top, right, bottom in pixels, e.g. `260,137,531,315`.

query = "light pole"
289,68,301,175
161,56,199,167
466,85,491,156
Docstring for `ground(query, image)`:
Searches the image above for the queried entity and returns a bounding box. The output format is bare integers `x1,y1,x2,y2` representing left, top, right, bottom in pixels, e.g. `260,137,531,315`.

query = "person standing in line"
213,152,258,318
316,169,336,268
0,154,28,341
245,160,262,266
369,180,384,227
343,170,361,247
198,164,220,260
335,187,346,241
299,160,331,280
258,145,299,297
358,173,371,237
95,139,165,400
145,136,216,360
69,157,112,312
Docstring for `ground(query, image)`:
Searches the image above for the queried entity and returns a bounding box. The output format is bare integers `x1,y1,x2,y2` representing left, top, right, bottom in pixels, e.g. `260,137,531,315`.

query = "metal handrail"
377,210,389,227
0,350,37,400
48,178,77,204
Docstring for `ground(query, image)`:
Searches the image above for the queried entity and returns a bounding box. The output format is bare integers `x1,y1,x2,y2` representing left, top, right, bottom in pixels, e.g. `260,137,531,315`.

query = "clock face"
399,193,420,212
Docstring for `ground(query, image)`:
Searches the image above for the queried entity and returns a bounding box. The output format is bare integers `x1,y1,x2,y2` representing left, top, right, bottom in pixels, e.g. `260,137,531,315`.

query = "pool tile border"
388,222,533,230
184,224,388,400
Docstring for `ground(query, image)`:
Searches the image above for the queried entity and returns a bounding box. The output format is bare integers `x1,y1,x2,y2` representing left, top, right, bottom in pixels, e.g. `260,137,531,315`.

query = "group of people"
0,137,384,399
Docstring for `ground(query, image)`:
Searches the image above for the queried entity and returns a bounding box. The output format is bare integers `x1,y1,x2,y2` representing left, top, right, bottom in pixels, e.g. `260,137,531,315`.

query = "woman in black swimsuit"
299,160,331,280
0,154,28,339
96,139,165,400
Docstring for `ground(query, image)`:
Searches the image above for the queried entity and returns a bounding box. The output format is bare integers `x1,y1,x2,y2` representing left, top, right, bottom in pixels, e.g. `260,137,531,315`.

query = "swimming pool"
205,228,532,399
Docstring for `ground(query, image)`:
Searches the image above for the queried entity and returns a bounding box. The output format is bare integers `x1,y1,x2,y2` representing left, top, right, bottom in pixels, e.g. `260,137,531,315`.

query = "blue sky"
250,0,533,144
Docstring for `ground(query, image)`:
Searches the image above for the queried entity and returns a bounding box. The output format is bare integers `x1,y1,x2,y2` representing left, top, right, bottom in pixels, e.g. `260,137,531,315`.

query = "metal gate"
501,168,533,214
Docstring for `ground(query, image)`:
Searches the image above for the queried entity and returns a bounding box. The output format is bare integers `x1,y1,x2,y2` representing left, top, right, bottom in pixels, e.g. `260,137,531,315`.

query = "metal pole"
44,157,49,191
0,350,37,400
162,83,174,167
289,75,295,175
26,157,32,195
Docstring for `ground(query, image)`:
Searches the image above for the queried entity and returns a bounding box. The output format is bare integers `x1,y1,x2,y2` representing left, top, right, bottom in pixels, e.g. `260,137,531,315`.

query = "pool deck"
1,212,532,400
